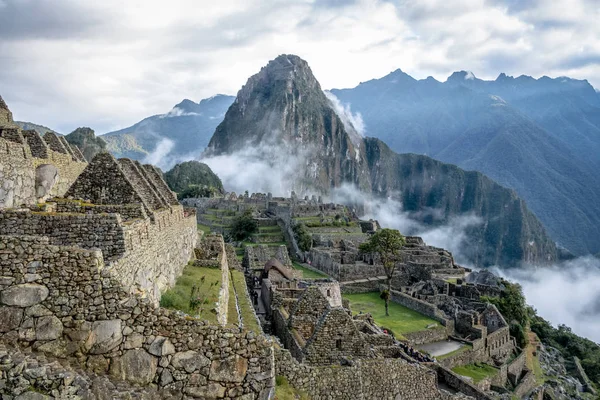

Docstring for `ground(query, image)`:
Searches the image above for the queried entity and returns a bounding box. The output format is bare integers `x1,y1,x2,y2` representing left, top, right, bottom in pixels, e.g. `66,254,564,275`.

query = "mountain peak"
447,70,478,82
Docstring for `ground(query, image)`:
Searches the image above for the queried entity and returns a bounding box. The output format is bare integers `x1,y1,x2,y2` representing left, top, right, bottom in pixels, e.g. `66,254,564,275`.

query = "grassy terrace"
292,261,328,279
230,269,261,333
197,224,211,235
342,292,442,338
160,263,222,324
436,343,472,360
275,376,309,400
452,363,499,383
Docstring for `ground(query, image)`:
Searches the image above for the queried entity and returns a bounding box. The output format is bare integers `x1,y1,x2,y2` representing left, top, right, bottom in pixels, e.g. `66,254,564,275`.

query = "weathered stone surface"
34,164,59,199
123,332,144,349
0,305,23,332
37,339,79,358
35,315,63,341
87,354,110,374
1,283,49,307
110,349,158,385
15,392,52,400
209,355,248,383
148,335,175,356
171,350,210,373
184,383,226,399
87,320,122,354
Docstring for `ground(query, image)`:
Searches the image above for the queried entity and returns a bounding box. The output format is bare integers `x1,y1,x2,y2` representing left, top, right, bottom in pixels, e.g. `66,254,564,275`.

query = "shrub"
230,209,258,241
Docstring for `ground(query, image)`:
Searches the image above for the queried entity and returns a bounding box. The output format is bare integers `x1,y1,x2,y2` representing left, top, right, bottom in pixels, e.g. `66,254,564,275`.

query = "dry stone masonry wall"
0,235,274,399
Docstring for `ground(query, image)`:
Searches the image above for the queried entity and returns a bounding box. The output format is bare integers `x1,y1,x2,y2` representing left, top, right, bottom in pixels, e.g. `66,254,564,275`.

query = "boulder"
110,349,157,385
1,284,49,307
171,350,210,373
209,354,248,383
0,306,23,332
148,336,175,356
87,320,122,354
35,164,59,199
35,315,63,341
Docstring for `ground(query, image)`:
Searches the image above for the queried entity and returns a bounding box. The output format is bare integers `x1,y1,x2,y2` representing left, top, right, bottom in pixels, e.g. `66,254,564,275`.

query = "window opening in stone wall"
327,289,331,297
336,339,342,350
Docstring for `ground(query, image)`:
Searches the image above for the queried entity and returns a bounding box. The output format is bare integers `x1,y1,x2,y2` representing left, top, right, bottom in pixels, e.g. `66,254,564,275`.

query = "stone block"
148,335,175,356
35,315,63,341
209,354,248,383
0,306,23,332
184,383,226,399
1,283,49,307
110,349,157,385
171,350,210,373
87,320,122,354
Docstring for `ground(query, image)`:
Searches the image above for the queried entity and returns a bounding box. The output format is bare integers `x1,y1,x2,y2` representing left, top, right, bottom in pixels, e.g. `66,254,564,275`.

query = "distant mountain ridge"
205,54,558,268
330,70,600,256
102,95,234,164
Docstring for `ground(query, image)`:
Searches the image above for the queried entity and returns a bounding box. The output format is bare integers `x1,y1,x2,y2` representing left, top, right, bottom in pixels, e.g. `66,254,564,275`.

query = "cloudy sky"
1,0,599,133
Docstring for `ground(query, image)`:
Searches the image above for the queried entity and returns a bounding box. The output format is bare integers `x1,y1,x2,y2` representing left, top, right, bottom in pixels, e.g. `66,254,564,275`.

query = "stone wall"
109,206,198,303
307,248,385,281
53,198,147,221
390,290,451,328
275,347,443,399
0,209,126,260
507,351,526,385
0,134,86,209
0,234,274,399
434,365,493,400
0,205,198,304
403,327,448,345
513,370,536,398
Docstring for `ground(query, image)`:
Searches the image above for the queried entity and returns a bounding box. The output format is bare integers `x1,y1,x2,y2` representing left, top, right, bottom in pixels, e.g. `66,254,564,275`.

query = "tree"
293,222,312,252
359,228,406,316
230,209,258,241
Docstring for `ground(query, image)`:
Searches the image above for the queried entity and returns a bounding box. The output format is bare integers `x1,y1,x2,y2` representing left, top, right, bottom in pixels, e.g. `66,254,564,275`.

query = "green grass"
242,241,287,247
292,262,328,279
197,224,211,235
227,273,239,327
230,270,261,333
445,278,458,284
342,292,442,336
452,363,499,383
160,263,222,323
259,226,281,233
274,376,309,400
437,343,472,360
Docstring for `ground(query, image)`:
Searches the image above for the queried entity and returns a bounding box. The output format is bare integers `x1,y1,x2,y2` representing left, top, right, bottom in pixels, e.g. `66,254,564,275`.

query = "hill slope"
102,95,234,166
330,71,600,255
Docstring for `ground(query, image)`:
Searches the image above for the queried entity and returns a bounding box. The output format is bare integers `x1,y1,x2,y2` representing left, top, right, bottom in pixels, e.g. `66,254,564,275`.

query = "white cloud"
0,0,598,133
324,90,365,138
497,256,600,343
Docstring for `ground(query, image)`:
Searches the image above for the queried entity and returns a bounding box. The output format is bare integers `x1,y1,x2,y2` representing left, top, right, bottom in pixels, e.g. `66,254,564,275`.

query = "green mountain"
330,71,600,256
64,127,107,161
205,54,558,268
164,161,224,198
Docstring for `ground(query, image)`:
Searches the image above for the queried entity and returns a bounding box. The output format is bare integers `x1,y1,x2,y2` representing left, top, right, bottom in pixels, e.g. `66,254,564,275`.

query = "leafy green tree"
230,209,258,241
482,279,528,327
359,228,406,316
293,223,313,252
